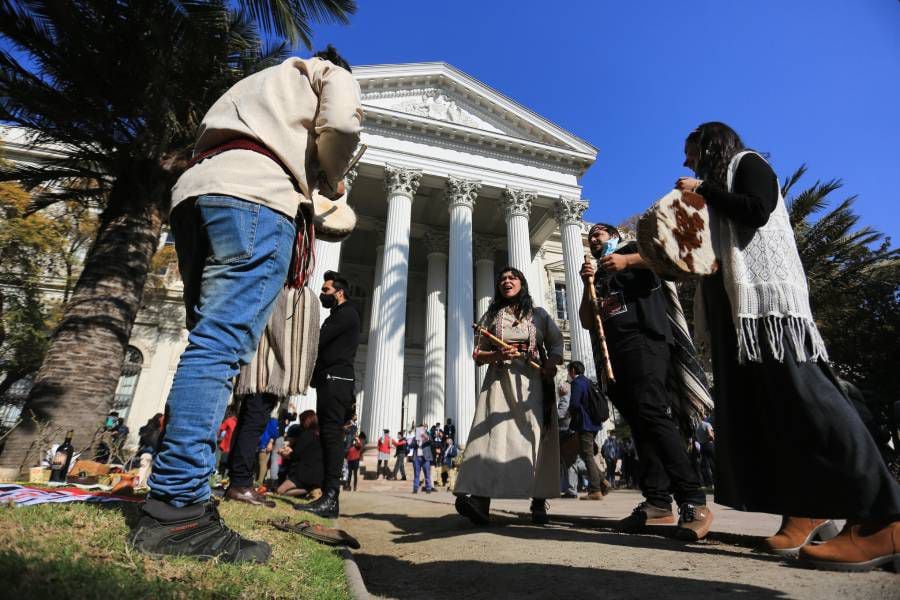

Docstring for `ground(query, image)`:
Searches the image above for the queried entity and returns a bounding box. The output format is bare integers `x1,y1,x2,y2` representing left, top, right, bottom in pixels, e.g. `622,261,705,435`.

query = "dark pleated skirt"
703,272,900,519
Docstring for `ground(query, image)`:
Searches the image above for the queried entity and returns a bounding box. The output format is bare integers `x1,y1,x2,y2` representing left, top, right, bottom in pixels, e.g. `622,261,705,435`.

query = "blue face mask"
602,237,619,257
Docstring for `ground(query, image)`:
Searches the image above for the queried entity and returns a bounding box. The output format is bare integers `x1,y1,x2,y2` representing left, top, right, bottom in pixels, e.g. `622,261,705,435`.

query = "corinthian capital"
502,188,535,220
554,197,588,226
444,176,481,211
384,164,422,199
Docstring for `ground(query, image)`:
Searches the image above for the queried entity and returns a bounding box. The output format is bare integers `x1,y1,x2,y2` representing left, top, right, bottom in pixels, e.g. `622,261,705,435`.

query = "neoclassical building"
1,62,603,449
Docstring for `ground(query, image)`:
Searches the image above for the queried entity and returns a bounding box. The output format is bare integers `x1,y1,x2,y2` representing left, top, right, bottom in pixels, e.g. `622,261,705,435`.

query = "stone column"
530,247,547,309
360,227,385,424
421,229,448,429
294,168,359,413
555,197,597,379
445,177,481,447
473,236,496,399
360,165,422,438
502,187,536,289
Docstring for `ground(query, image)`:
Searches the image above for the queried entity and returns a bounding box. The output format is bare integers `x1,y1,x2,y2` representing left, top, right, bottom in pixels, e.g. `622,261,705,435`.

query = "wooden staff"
585,251,616,383
472,324,541,370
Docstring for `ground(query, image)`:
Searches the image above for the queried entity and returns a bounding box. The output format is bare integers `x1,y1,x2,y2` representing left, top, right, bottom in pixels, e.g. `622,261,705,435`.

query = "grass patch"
0,491,350,599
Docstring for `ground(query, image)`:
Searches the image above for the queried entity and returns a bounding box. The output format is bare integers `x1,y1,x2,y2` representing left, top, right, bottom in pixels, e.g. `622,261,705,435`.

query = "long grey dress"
454,307,564,500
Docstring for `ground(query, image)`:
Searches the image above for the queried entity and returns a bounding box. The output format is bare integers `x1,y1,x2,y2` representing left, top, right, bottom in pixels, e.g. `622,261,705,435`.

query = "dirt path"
338,480,897,600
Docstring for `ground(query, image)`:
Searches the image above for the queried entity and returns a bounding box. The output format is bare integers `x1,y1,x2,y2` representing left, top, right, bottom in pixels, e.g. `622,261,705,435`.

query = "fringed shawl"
695,151,828,364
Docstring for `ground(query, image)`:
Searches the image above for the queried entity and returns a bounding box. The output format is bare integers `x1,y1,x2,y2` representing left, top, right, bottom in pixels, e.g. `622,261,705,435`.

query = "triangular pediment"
354,62,596,158
365,88,511,135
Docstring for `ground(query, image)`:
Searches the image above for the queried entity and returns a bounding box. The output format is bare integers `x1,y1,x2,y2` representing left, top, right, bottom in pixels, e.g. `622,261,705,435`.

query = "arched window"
112,346,144,419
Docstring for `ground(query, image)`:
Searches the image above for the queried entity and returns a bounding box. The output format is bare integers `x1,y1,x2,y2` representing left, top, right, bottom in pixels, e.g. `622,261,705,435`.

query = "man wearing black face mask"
297,270,360,518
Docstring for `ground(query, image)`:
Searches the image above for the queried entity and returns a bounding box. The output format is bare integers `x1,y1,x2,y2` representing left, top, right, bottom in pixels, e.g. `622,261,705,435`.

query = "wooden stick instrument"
584,252,616,383
472,324,541,370
343,144,367,178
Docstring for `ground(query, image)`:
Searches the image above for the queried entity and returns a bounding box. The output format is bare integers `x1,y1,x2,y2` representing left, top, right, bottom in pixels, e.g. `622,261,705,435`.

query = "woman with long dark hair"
677,121,900,571
454,267,564,525
276,410,323,498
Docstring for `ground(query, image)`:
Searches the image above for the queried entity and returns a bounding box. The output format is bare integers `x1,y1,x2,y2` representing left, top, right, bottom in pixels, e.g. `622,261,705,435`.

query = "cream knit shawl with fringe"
695,151,828,364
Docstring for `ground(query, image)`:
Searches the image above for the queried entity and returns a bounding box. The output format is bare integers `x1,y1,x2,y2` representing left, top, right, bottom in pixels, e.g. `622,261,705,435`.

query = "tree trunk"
0,164,166,472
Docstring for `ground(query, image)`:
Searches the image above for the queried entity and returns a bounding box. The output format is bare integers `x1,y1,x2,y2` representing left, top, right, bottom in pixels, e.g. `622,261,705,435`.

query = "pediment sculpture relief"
395,90,483,128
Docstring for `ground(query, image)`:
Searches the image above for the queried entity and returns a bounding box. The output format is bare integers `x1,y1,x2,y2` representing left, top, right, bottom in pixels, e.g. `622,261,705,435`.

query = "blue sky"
306,0,899,243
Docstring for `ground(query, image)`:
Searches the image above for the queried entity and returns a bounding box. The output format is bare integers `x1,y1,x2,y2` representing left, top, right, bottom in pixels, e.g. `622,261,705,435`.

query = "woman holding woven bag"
677,122,900,572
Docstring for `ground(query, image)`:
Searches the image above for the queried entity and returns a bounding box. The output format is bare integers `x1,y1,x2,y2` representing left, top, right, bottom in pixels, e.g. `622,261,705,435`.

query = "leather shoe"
295,487,339,519
580,491,604,501
618,501,675,532
675,503,713,541
761,516,838,557
799,520,900,572
225,485,275,508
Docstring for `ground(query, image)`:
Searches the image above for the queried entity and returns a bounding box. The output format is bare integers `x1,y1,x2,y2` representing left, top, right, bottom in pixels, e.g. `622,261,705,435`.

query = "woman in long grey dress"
454,267,564,525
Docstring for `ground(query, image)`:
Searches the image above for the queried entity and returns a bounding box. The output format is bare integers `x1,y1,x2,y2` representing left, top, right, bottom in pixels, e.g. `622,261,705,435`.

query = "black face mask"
320,293,337,309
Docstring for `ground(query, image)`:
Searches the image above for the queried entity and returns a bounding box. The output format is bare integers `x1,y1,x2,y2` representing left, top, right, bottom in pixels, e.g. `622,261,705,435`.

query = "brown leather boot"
675,503,713,541
580,491,605,501
799,520,900,572
761,517,838,557
225,485,276,508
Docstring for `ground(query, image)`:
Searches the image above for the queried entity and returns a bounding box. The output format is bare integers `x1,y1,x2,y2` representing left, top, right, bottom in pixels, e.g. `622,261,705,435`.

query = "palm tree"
782,166,900,458
0,0,355,471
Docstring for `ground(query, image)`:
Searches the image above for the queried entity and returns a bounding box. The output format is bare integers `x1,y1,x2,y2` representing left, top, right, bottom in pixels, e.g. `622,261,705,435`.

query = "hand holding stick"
584,252,616,383
472,324,541,370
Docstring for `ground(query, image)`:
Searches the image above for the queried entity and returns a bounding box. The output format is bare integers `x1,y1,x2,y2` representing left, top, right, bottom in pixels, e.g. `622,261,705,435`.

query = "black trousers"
316,376,356,492
228,393,277,488
608,335,705,508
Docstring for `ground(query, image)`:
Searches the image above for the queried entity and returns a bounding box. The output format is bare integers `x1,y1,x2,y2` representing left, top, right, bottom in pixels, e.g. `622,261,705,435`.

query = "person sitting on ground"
276,410,324,499
132,413,165,487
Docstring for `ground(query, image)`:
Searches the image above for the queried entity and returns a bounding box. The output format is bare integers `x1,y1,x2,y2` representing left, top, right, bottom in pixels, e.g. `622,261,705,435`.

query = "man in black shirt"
297,270,360,518
579,224,712,541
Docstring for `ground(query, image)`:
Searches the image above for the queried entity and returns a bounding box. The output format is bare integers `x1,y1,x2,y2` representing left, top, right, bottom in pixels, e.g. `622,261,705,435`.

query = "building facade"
2,62,604,449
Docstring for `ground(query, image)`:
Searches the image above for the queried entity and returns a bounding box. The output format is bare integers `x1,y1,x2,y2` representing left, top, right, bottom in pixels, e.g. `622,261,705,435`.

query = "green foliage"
783,166,900,442
0,181,67,395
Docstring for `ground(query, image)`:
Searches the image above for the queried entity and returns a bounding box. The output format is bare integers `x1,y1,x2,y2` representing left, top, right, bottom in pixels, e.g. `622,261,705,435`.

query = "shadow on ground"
354,555,790,600
0,551,191,599
349,510,783,565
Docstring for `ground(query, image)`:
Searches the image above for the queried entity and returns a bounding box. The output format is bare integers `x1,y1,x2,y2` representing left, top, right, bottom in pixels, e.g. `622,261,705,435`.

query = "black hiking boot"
295,487,339,519
129,499,270,563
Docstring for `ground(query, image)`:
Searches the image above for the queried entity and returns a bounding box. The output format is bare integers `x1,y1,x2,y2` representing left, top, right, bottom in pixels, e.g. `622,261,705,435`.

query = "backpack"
584,379,610,425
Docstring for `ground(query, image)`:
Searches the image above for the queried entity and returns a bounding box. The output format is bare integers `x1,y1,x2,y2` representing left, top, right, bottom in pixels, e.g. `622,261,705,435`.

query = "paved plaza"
339,479,897,600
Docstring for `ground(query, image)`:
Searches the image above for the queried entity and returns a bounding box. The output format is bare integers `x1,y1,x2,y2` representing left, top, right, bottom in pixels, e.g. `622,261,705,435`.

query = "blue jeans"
148,195,295,507
413,456,432,491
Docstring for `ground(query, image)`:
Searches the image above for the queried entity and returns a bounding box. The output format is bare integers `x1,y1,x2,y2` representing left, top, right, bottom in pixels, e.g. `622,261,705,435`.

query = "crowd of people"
122,41,899,575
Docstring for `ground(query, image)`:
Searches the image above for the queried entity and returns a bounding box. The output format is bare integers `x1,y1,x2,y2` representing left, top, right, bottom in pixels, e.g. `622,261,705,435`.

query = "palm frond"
237,0,356,49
